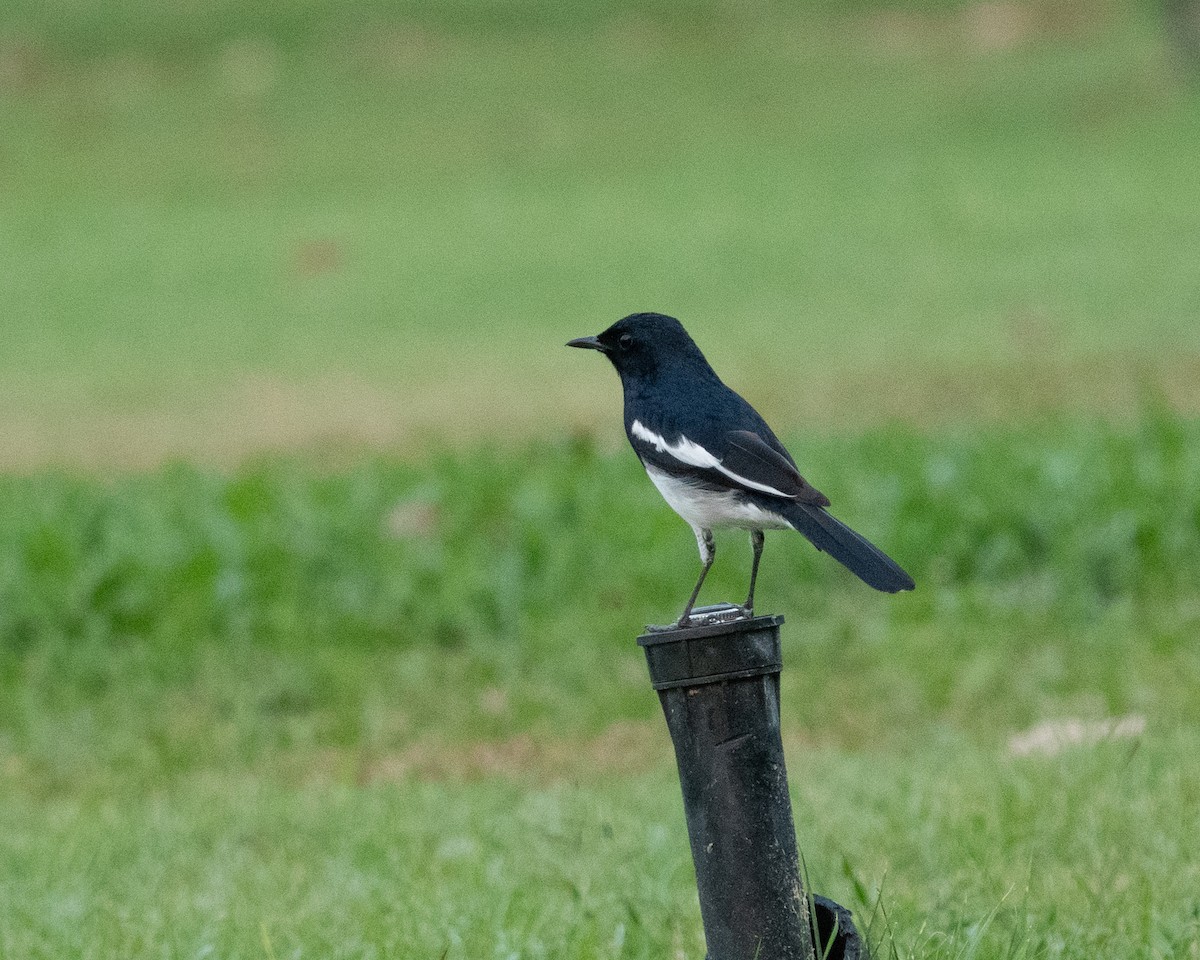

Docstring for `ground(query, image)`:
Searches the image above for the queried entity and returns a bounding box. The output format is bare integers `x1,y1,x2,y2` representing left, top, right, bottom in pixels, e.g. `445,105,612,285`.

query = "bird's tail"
782,502,915,593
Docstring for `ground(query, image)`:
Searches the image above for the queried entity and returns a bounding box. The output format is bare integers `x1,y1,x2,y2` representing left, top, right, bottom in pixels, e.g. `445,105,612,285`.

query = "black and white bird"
568,312,914,624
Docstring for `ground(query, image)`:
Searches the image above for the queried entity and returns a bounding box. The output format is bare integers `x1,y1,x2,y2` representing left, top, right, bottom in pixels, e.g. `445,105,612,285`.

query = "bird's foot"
645,603,751,633
685,603,750,627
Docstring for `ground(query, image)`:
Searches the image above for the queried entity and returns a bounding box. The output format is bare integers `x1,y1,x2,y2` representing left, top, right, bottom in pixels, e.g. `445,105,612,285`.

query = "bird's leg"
743,529,765,615
678,528,715,625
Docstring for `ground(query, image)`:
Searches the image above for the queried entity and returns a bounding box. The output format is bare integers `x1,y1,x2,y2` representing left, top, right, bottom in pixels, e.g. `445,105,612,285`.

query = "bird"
568,312,914,625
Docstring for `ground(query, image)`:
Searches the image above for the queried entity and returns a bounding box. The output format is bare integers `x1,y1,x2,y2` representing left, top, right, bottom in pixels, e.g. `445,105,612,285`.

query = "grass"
3,742,1198,959
2,412,1199,956
4,0,1200,955
3,2,1200,465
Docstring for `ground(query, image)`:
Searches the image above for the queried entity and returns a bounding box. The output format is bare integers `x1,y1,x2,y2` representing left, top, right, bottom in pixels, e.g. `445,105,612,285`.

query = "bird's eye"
619,334,633,350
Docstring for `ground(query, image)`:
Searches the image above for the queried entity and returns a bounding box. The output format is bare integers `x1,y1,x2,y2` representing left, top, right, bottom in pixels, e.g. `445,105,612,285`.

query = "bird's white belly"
645,465,792,531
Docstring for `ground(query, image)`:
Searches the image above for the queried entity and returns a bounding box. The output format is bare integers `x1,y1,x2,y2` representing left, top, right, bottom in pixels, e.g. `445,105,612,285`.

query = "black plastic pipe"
639,604,865,960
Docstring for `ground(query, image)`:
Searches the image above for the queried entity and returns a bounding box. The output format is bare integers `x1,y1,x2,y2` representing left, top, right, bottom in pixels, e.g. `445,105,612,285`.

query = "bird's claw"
672,603,754,629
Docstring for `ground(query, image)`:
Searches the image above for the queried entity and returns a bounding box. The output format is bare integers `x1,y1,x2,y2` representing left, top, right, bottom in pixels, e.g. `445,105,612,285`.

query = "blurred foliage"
1,411,1197,794
2,411,1197,655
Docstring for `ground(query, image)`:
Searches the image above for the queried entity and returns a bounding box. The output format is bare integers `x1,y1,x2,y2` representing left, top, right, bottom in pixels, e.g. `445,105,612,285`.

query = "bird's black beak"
566,335,608,353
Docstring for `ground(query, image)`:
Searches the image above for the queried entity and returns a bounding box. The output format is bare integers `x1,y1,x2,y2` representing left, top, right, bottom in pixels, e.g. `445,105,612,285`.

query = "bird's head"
567,312,703,380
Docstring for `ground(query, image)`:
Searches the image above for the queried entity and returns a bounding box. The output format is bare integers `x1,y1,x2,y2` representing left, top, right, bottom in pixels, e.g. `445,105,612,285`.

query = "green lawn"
2,416,1199,957
4,740,1199,959
3,2,1200,464
3,1,1200,956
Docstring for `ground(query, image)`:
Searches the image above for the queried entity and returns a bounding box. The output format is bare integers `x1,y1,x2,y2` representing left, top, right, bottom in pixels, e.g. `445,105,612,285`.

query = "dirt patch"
860,0,1112,56
1008,714,1146,757
283,722,824,787
1,351,1198,471
290,721,668,786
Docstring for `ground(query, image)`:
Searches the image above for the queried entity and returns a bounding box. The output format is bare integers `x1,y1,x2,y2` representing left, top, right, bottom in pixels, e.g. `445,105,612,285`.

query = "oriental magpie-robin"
568,312,914,625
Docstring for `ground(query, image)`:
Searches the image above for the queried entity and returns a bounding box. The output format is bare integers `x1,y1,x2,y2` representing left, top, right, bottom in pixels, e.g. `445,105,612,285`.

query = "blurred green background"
4,0,1200,464
2,1,1199,957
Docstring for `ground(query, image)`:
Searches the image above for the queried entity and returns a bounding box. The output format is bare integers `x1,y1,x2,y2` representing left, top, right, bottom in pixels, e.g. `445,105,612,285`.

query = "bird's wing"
723,430,830,505
629,420,830,505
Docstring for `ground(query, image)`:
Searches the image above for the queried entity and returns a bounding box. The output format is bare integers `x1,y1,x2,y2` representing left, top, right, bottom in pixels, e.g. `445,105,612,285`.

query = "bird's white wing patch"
631,419,796,499
631,419,719,468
